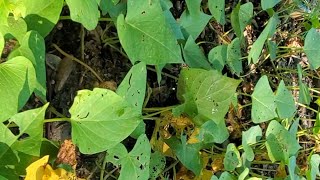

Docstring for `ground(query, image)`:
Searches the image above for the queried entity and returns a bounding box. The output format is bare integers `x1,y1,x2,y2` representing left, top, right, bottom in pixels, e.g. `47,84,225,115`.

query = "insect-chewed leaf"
265,120,301,163
177,68,241,125
304,28,320,70
275,80,296,119
149,151,166,179
117,0,182,65
251,75,277,123
223,143,241,171
69,88,142,154
117,62,147,112
106,134,151,180
0,56,36,122
0,103,48,177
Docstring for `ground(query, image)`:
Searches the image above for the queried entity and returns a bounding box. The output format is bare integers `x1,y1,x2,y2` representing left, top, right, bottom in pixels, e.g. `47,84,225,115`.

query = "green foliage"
117,0,182,65
179,0,211,39
297,64,311,105
231,2,253,39
265,120,301,163
69,88,142,154
0,103,48,178
223,143,241,171
275,80,296,119
65,0,100,30
251,75,276,123
248,15,279,63
199,120,229,144
208,0,225,25
1,1,320,179
208,45,227,72
9,31,46,100
227,37,242,75
261,0,281,10
106,134,151,180
0,56,36,122
166,135,202,175
177,68,241,125
183,36,211,69
242,126,262,161
304,28,320,69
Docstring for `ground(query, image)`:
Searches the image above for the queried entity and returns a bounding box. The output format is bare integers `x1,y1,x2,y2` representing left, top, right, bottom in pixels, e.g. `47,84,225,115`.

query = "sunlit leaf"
117,0,182,65
251,75,277,123
0,56,36,122
177,68,241,125
65,0,100,30
69,88,142,154
265,120,301,162
304,28,320,69
242,126,262,161
0,32,3,55
224,143,241,171
9,31,46,100
0,16,27,42
22,0,64,37
275,80,296,119
0,104,48,177
208,0,225,25
117,62,147,112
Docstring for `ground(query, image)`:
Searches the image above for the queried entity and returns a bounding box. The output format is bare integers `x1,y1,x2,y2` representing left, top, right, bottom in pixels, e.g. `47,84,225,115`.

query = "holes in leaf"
18,133,30,140
114,155,119,160
141,11,146,14
80,112,89,119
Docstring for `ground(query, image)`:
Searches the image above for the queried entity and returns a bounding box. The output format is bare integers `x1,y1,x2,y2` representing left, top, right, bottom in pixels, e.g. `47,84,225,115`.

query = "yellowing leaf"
25,155,49,180
25,155,84,180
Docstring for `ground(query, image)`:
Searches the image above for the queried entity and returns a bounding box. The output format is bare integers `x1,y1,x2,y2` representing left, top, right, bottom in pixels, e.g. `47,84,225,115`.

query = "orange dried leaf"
56,139,77,169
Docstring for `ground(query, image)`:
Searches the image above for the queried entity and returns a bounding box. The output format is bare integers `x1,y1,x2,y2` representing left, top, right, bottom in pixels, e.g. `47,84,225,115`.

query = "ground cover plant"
0,0,320,179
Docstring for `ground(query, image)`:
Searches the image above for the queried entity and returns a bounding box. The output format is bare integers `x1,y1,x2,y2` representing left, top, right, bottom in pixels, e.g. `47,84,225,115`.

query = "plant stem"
59,16,112,22
52,43,104,82
44,118,71,123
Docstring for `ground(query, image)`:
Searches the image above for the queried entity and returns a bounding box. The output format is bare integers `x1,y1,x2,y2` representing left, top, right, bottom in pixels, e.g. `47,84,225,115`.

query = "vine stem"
52,43,104,82
44,118,71,123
